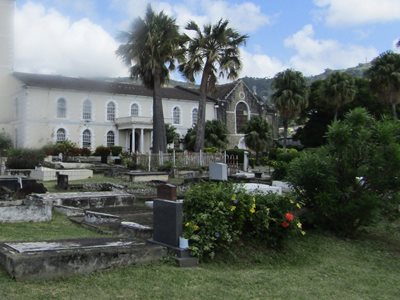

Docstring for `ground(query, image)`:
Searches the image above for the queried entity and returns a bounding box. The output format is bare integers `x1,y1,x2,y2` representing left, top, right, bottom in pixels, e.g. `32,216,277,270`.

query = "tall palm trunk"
283,119,288,150
194,63,211,152
392,103,398,120
152,67,167,153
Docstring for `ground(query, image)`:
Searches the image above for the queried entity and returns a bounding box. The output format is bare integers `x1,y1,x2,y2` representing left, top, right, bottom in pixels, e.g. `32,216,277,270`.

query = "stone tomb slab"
27,191,135,208
0,237,165,281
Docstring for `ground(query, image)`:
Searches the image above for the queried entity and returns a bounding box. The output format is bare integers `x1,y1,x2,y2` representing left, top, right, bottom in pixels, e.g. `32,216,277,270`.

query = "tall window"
107,102,115,121
82,129,91,148
107,131,115,147
56,128,66,142
82,99,92,120
236,102,249,133
172,106,181,125
191,108,198,126
57,98,67,118
131,103,139,116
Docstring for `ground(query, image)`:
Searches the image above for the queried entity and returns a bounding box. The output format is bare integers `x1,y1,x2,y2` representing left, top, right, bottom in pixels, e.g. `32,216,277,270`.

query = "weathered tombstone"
0,160,5,176
152,199,183,247
150,184,197,267
209,163,228,181
56,172,69,190
157,183,177,201
243,151,249,171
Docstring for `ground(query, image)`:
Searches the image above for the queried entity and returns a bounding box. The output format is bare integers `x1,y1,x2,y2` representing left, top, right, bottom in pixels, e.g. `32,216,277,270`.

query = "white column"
131,127,135,153
140,128,144,153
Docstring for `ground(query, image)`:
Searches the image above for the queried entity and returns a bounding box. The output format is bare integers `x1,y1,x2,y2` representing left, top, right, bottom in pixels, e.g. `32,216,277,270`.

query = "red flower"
281,221,290,228
285,212,294,222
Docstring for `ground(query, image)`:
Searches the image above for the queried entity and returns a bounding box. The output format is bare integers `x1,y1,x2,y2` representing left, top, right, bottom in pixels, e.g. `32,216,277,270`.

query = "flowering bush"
183,182,254,259
246,193,304,249
183,182,304,259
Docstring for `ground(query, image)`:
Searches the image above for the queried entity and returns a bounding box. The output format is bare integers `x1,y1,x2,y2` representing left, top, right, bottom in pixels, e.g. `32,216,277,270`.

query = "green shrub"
94,146,111,156
287,108,400,236
271,148,300,180
158,161,173,172
203,147,219,153
246,193,304,249
110,146,123,156
79,147,92,156
6,148,46,169
42,140,81,160
183,182,303,259
183,182,253,259
0,132,13,155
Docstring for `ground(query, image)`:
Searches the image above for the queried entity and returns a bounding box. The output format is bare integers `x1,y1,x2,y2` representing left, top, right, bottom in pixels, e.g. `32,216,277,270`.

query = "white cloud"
15,2,128,77
112,0,270,33
314,0,400,26
240,49,286,79
285,25,378,75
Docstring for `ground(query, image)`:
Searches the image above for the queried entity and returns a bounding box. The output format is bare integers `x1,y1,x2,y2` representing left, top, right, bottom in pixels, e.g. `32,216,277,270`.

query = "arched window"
192,108,198,126
107,131,115,147
82,129,91,149
131,103,139,117
107,102,115,121
56,128,66,142
236,102,249,134
57,98,67,118
82,99,92,120
172,106,181,125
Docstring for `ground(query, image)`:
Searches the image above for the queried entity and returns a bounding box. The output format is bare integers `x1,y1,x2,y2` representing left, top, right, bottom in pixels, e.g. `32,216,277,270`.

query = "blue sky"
13,0,400,80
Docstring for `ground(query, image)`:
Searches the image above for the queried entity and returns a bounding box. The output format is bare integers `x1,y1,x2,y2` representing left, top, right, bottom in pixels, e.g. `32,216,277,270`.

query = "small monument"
209,163,228,181
150,184,197,267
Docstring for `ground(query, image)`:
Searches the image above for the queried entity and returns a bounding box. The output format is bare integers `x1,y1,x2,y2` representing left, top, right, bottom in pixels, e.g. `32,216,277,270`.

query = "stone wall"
0,202,52,222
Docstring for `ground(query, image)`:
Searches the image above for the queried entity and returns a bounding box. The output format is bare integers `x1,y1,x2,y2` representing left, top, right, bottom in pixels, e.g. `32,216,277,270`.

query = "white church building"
0,0,275,153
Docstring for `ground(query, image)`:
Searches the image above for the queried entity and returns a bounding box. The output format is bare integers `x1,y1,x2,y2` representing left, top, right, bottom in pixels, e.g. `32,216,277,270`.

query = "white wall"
20,86,216,151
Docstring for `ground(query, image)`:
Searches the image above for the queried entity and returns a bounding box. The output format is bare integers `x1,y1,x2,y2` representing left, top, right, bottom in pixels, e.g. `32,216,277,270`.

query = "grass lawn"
0,213,399,299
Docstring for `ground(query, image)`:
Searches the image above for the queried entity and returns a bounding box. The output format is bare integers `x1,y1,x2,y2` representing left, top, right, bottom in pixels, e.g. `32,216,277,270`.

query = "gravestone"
209,163,228,181
56,173,69,190
152,199,183,248
157,183,177,201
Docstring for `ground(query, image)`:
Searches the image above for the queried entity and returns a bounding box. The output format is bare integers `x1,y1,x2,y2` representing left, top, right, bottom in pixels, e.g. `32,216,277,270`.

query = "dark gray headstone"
152,199,183,247
56,173,69,190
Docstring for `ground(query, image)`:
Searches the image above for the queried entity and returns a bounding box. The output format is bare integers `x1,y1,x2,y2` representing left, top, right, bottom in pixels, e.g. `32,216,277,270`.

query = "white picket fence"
134,150,241,172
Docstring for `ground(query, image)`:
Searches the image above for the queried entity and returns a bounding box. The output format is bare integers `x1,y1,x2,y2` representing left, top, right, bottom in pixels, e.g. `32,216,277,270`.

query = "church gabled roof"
211,82,237,100
13,72,209,101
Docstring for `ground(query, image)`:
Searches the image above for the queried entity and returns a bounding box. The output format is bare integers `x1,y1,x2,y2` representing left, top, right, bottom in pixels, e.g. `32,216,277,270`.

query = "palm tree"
116,6,183,153
321,72,356,121
179,20,248,152
244,116,271,165
366,51,400,120
271,69,308,149
184,120,228,151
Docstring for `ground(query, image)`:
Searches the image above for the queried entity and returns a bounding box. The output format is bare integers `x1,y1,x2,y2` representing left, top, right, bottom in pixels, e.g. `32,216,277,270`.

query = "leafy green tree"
288,108,400,236
179,20,248,152
184,120,228,151
244,116,271,164
366,51,400,119
320,72,356,121
0,132,13,156
271,69,308,149
116,6,183,153
165,123,179,145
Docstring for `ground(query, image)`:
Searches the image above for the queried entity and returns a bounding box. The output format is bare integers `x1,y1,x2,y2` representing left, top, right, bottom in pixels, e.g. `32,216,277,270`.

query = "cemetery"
0,149,291,280
0,111,399,297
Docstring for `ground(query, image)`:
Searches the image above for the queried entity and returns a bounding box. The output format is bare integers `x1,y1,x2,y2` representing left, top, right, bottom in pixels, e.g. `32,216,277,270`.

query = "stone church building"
0,0,275,153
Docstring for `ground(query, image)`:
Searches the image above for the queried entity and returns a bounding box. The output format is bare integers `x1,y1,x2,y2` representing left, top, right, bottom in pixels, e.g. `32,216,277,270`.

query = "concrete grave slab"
26,191,135,208
0,237,165,281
